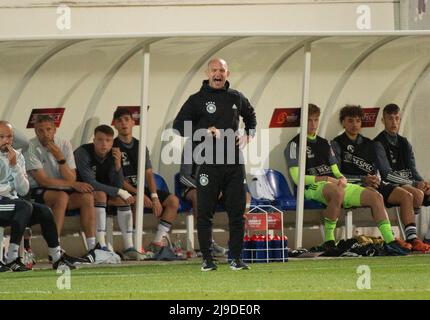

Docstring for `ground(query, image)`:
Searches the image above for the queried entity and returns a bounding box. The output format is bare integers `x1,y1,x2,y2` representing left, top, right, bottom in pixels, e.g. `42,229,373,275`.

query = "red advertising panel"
245,212,282,231
112,106,141,125
361,107,380,127
26,108,65,128
269,108,301,128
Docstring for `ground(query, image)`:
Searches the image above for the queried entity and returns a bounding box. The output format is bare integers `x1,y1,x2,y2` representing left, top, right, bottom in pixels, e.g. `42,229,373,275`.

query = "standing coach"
173,58,256,271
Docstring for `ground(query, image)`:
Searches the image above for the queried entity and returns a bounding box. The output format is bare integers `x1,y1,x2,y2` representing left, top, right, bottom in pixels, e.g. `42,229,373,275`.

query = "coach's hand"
46,141,65,161
236,135,251,149
6,145,17,167
207,126,221,139
72,181,94,193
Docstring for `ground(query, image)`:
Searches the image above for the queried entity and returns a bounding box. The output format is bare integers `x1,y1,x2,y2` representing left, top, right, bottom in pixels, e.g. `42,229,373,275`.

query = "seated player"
74,124,141,260
0,121,79,272
179,139,252,256
112,108,179,255
331,105,430,253
374,103,430,244
284,104,409,255
24,115,97,255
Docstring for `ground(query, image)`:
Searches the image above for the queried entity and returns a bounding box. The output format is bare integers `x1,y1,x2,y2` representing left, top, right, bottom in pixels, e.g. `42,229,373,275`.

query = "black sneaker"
0,261,12,272
201,258,217,271
52,254,77,270
230,259,251,271
384,240,410,256
6,257,31,272
61,253,88,265
81,244,101,264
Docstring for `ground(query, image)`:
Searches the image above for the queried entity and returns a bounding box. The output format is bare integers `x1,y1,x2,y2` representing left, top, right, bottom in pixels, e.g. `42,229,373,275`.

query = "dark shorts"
144,187,171,204
423,194,430,207
30,187,75,204
377,182,397,208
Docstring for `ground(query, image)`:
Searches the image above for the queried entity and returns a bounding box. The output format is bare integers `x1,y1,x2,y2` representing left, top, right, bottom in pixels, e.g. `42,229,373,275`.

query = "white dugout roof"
1,31,430,248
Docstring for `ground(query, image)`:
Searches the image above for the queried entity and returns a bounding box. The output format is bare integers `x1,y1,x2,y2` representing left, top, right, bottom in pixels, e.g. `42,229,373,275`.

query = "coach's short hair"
383,103,400,116
94,125,114,137
308,103,320,117
339,105,364,124
35,115,55,125
113,108,133,120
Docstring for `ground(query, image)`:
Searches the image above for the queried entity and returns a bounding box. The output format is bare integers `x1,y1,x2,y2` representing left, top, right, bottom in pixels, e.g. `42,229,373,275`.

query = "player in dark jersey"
284,104,409,255
374,103,430,244
74,125,138,260
331,105,429,253
112,108,179,256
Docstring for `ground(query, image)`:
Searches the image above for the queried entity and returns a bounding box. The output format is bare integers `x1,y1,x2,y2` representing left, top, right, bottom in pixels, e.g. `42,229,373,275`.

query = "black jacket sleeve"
239,94,257,136
173,97,194,138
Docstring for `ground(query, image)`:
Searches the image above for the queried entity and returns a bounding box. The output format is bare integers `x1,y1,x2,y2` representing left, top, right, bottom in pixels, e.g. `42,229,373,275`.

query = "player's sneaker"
52,254,77,270
423,237,430,245
230,259,250,271
409,238,430,253
211,242,228,257
122,247,148,261
396,238,413,251
61,253,87,266
6,257,31,272
81,243,103,263
384,240,410,256
0,261,12,272
201,258,217,271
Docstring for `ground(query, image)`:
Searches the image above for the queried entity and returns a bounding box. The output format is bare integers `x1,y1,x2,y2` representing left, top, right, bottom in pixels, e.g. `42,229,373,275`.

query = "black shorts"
29,187,74,204
377,182,397,208
144,187,171,204
423,194,430,207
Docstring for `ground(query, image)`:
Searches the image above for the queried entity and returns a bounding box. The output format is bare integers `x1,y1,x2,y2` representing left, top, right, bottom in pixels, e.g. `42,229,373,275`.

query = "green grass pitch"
1,255,429,300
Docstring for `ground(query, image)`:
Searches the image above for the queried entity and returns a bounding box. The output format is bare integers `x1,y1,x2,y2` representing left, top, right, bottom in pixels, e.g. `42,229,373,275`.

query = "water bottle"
255,235,267,263
271,235,282,262
250,234,259,262
242,235,252,263
24,250,34,270
174,235,183,258
24,227,32,251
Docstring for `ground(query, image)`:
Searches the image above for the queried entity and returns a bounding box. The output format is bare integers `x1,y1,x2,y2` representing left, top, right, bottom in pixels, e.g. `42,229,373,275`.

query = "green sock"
324,218,337,242
377,220,395,243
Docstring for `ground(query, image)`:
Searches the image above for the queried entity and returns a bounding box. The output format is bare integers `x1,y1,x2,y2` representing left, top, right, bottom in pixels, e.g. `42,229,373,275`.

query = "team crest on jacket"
347,145,355,153
206,102,216,114
199,174,209,186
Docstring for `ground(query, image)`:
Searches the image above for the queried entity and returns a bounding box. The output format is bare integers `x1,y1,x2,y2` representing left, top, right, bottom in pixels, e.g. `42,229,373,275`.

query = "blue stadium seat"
262,169,325,210
262,169,297,210
152,173,169,192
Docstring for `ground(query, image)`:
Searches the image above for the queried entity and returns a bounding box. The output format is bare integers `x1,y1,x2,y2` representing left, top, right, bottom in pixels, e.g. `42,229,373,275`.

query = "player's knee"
19,200,33,216
93,191,107,203
332,187,344,203
413,189,424,207
371,191,384,204
166,195,179,210
56,192,70,207
80,192,94,206
400,189,414,205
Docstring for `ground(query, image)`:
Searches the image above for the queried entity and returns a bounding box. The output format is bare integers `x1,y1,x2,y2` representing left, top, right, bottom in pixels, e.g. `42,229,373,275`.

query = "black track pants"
196,164,246,260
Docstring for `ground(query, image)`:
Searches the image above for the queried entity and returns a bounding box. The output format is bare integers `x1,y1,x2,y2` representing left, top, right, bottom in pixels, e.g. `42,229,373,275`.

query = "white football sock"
117,206,134,250
95,204,107,247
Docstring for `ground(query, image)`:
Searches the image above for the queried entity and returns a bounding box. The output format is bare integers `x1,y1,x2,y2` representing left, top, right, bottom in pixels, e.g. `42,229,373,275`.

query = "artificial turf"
0,255,429,300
